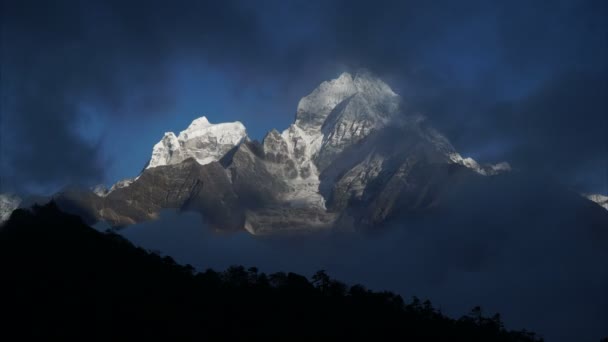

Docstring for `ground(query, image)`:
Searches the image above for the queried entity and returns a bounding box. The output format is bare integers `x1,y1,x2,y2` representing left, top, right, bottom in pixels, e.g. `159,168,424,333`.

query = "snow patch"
94,176,139,197
583,193,608,211
448,153,511,176
92,185,109,197
0,194,21,223
108,177,139,194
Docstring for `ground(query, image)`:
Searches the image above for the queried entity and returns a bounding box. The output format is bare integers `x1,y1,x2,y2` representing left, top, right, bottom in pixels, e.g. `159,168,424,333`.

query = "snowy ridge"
147,116,247,168
295,72,359,131
261,71,402,209
93,176,139,197
583,193,608,211
448,153,511,176
92,185,109,197
291,71,400,164
109,177,138,193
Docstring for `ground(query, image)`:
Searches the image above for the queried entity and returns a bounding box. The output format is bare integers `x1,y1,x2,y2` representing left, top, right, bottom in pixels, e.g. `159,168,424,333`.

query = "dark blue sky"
1,0,606,195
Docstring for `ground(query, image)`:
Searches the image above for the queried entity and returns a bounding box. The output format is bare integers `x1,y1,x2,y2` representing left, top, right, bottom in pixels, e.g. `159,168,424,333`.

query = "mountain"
0,203,543,341
45,71,607,235
147,116,247,168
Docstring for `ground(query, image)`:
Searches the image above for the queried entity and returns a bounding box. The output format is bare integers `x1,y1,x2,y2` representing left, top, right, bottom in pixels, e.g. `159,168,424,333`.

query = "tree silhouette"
0,203,544,341
312,269,330,291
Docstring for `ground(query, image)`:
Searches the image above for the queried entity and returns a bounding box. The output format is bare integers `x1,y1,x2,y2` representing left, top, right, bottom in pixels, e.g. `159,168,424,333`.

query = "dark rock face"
262,130,290,164
222,142,287,208
55,159,244,231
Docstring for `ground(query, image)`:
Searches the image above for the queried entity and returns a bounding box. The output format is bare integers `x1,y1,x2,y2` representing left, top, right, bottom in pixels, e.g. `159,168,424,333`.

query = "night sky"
1,0,607,196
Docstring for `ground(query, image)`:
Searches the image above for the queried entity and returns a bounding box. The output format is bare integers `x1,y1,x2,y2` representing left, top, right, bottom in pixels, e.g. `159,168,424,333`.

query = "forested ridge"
0,203,543,341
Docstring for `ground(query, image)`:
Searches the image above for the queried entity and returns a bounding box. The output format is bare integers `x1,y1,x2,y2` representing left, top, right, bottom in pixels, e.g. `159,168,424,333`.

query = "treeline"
0,202,542,341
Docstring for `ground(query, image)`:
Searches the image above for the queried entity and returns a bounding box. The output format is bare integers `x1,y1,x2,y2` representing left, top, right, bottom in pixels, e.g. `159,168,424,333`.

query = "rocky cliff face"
53,71,513,234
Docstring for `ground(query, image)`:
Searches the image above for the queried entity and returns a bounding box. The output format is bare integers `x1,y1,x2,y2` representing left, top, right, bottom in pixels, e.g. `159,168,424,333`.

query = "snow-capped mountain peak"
92,185,109,197
295,72,358,131
185,116,211,129
294,71,398,133
352,69,398,98
147,116,247,168
289,70,401,171
256,71,405,211
72,70,515,233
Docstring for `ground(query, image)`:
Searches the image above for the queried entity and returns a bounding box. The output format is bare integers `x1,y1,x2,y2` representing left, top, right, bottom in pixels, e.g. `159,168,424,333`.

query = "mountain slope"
0,203,543,341
54,159,244,230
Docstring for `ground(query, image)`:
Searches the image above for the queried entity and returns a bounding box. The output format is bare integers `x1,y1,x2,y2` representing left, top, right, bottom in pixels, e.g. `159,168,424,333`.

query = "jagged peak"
178,116,245,140
182,116,212,133
264,128,282,140
317,69,397,96
352,69,397,97
190,115,210,125
296,73,358,124
295,70,399,131
147,115,248,169
333,71,354,84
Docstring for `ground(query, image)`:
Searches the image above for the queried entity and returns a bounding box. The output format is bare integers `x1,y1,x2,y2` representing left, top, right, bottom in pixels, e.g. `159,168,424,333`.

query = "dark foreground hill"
0,203,542,341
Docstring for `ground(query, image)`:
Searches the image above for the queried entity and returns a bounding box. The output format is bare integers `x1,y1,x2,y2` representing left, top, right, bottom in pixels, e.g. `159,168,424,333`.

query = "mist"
2,0,606,196
120,172,608,342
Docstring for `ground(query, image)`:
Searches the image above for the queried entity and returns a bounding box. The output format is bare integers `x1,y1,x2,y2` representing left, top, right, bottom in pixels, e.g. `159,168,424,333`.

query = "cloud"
121,171,608,342
503,72,608,192
1,0,269,193
1,0,606,194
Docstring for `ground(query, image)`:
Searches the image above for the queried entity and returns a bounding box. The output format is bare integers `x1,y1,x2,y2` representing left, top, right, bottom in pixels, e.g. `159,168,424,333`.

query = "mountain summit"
51,71,517,233
147,116,247,168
